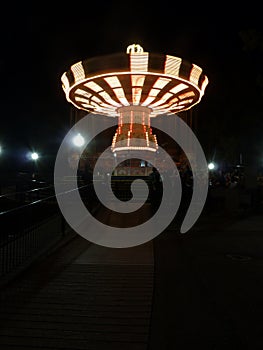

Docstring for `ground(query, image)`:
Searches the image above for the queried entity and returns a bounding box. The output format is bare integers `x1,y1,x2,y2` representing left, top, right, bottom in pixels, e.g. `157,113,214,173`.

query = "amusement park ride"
61,44,208,176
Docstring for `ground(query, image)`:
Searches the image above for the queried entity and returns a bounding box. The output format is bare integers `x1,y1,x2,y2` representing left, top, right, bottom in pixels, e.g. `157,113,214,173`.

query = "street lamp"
208,162,215,170
30,152,39,160
72,133,85,147
28,152,39,179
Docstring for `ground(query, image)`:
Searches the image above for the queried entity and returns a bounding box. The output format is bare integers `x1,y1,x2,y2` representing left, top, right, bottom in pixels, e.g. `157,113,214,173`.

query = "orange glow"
99,91,121,107
75,96,91,104
164,55,182,77
75,89,92,98
132,87,142,105
84,81,102,92
189,64,202,85
71,62,85,82
201,76,209,95
113,88,129,106
149,92,173,108
65,70,205,116
178,91,195,100
130,53,149,72
153,77,171,89
112,106,158,152
62,47,209,152
131,75,145,86
130,111,133,131
104,76,122,88
178,99,193,105
169,83,188,94
61,73,70,91
126,44,144,54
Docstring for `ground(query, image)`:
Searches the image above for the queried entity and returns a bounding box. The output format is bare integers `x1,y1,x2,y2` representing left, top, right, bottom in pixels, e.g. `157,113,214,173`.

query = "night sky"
1,2,262,173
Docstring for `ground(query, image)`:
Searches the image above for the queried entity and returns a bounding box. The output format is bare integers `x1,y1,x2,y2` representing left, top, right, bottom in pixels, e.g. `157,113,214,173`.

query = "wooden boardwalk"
0,234,154,350
1,204,263,349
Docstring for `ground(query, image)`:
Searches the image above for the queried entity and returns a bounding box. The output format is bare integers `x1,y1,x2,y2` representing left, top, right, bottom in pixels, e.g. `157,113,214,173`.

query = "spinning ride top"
61,44,208,152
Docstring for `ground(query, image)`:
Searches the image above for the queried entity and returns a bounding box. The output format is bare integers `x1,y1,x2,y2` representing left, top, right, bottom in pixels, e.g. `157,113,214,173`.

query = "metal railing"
0,182,54,203
0,176,153,283
0,180,98,283
0,186,63,280
0,214,63,278
110,176,152,202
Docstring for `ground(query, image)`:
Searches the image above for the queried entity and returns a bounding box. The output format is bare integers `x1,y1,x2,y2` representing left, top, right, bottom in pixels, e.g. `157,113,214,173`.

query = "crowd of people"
209,168,246,189
209,168,263,190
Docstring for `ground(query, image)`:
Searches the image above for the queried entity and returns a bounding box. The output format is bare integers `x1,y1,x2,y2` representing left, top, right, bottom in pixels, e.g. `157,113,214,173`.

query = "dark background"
1,1,262,176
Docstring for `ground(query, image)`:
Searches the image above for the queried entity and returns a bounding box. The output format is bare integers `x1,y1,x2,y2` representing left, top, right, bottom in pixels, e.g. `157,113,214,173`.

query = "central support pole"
111,106,158,152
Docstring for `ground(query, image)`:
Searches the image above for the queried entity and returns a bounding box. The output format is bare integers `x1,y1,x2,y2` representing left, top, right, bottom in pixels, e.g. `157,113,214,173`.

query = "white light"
208,162,215,170
73,133,85,147
126,44,144,54
31,152,39,160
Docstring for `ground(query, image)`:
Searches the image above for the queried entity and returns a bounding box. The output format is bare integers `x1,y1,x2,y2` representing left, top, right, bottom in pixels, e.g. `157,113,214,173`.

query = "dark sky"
1,1,262,169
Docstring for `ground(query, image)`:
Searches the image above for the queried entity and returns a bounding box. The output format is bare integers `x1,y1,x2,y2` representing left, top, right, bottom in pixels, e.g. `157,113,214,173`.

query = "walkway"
149,212,263,349
0,233,154,350
0,207,263,349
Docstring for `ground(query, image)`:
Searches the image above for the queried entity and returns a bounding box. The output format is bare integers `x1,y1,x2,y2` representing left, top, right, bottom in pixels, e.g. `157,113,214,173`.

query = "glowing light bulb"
31,152,39,160
73,133,85,147
208,162,215,170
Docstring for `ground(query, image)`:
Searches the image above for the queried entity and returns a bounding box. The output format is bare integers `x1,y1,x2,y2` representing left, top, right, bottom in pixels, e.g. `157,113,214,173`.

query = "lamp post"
72,133,85,147
30,152,39,161
208,162,215,170
30,152,39,179
71,133,85,178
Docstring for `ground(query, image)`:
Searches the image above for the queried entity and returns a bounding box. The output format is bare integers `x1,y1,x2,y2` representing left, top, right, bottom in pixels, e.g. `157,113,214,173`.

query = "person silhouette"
149,167,162,211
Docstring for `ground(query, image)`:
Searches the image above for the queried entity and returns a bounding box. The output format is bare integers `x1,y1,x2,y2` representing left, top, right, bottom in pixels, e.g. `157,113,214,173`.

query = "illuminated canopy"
61,46,208,118
61,45,208,153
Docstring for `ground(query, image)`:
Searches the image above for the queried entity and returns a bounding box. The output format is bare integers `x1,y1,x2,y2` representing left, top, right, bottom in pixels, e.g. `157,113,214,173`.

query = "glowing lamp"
208,162,215,170
73,133,85,147
31,152,39,160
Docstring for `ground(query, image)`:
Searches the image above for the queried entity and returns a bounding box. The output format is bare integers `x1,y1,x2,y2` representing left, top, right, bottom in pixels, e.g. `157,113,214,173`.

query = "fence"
0,181,89,285
0,176,154,285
